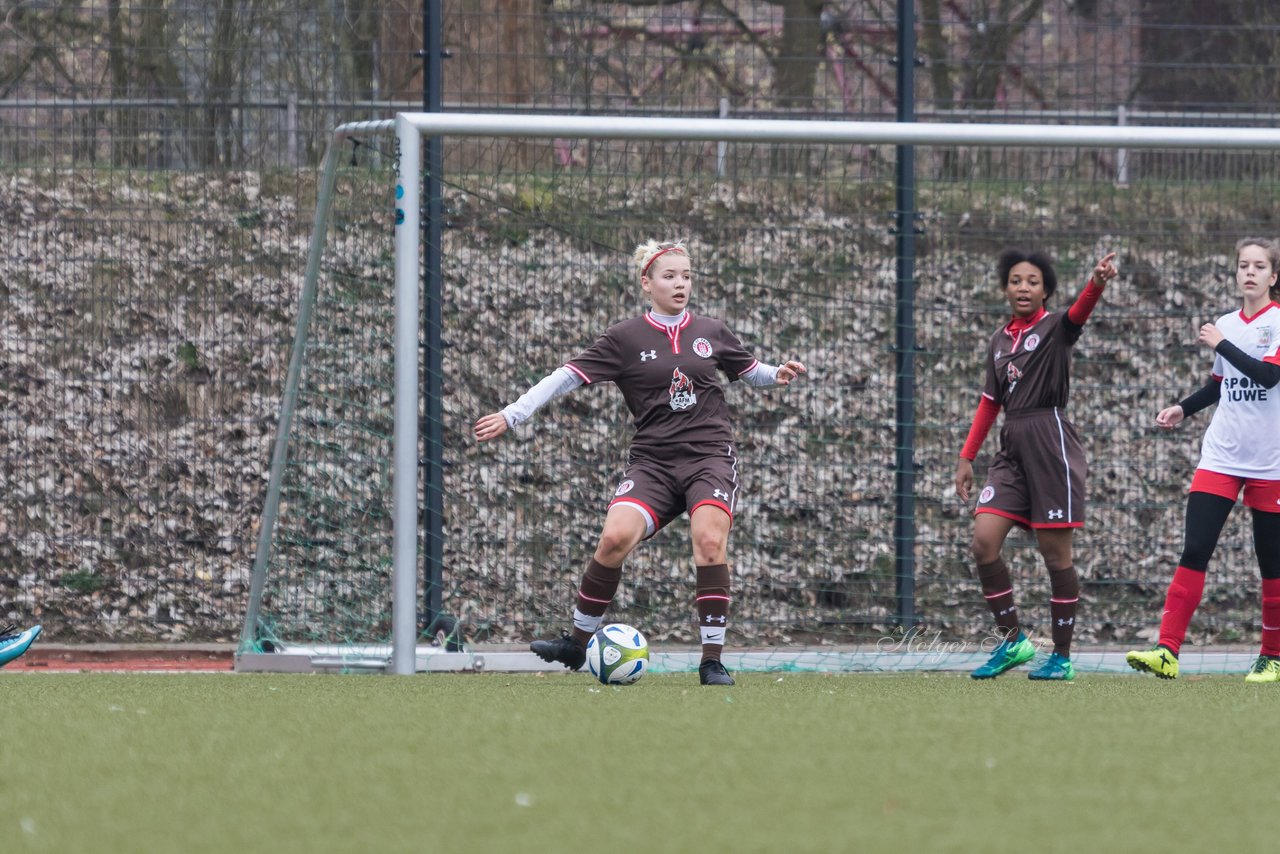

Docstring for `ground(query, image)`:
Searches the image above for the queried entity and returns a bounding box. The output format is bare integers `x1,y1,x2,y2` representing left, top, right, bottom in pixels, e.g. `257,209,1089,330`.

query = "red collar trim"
1239,302,1280,324
1004,306,1046,335
645,311,692,331
645,311,692,354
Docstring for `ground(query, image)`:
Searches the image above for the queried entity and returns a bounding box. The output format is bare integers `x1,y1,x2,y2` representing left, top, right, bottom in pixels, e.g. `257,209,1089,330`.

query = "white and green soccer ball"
585,623,649,685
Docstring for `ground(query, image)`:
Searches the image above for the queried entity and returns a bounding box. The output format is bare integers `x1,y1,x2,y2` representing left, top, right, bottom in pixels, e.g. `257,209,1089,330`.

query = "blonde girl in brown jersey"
476,239,806,685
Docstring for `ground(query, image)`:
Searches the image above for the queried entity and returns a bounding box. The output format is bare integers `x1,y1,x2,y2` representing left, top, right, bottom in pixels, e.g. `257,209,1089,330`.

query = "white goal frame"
243,112,1280,675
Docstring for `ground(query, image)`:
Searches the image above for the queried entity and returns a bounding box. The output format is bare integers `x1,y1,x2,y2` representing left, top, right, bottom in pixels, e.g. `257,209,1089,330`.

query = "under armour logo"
713,489,729,501
640,350,657,361
705,615,726,624
1056,617,1074,626
998,607,1015,616
1047,509,1064,520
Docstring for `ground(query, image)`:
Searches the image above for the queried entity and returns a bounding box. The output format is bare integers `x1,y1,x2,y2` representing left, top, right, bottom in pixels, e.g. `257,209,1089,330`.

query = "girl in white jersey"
475,239,807,686
1127,237,1280,683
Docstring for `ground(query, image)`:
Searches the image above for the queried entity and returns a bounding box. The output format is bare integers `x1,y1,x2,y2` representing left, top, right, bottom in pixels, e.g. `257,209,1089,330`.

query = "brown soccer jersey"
976,308,1089,528
982,308,1082,412
565,312,759,448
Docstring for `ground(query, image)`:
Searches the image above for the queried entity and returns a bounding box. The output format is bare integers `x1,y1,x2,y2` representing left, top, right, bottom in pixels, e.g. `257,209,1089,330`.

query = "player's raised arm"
1091,251,1119,287
1065,251,1118,326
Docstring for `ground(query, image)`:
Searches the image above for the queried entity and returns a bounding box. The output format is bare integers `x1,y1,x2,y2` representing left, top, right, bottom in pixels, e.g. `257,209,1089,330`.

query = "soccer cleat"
1244,654,1280,684
530,630,586,671
1126,646,1179,680
970,633,1036,679
698,659,735,686
0,624,42,668
1028,651,1075,681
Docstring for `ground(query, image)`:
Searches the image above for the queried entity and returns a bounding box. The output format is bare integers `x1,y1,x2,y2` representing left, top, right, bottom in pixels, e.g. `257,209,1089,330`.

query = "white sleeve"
740,361,781,388
501,367,583,427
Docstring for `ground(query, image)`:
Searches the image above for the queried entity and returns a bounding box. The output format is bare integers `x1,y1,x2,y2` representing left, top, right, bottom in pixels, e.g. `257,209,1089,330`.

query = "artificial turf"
0,671,1272,853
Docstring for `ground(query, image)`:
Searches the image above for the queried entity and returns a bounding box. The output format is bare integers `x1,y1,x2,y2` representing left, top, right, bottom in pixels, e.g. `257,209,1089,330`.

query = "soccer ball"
585,623,649,685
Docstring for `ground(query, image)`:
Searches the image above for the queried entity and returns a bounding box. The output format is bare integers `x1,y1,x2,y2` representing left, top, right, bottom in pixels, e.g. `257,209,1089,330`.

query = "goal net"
241,113,1280,674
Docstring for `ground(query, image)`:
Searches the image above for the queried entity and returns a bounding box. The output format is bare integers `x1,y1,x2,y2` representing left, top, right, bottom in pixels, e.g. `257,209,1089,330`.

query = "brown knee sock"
1048,566,1080,658
571,558,621,646
696,563,731,662
977,558,1020,640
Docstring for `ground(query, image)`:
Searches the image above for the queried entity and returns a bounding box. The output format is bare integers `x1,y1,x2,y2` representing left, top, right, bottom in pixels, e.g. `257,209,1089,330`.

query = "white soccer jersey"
1199,302,1280,478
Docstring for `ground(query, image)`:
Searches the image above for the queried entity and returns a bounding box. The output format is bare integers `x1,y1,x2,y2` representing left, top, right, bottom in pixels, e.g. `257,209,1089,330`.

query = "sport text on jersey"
1222,375,1269,403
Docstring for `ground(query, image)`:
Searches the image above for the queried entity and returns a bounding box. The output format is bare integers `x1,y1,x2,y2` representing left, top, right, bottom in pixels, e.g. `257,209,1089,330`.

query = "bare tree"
915,0,1046,111
583,0,829,111
445,0,551,105
204,0,240,168
765,0,827,110
1135,0,1280,110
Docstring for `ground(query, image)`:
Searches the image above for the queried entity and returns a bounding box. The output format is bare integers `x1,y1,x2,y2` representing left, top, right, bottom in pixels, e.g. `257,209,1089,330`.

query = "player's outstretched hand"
955,457,974,502
474,412,509,442
1197,322,1224,350
1155,404,1184,430
775,360,807,385
1091,251,1118,286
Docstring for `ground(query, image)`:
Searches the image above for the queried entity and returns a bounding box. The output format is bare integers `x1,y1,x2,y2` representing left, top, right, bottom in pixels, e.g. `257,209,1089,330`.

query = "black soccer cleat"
699,659,735,686
530,630,586,671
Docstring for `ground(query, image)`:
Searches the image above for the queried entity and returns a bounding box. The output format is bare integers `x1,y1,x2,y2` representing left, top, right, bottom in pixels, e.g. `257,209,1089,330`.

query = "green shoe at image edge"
1244,654,1280,684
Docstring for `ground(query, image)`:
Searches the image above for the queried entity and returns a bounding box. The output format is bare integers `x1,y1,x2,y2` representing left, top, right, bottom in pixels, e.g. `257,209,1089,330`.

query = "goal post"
240,111,1280,675
238,118,405,672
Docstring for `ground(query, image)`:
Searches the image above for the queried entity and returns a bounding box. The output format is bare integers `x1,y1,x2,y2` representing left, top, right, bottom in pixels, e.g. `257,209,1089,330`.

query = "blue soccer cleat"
971,632,1037,679
1028,651,1076,681
0,623,42,667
